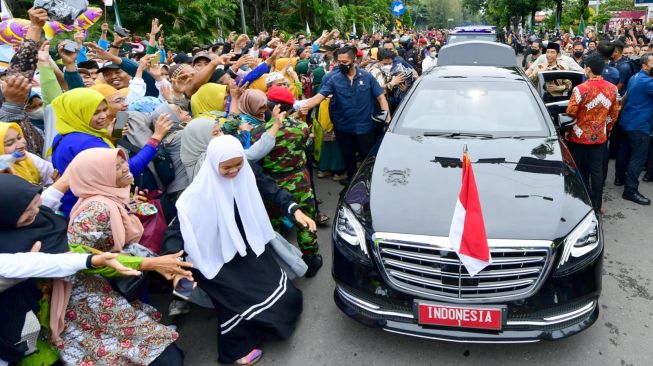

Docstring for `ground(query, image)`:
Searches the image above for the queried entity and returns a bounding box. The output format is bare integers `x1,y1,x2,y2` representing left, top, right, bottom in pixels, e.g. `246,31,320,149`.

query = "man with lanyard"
301,46,390,181
614,53,653,205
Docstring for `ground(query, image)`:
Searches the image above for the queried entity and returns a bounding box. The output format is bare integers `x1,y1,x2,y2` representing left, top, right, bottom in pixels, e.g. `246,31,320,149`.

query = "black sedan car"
332,41,602,343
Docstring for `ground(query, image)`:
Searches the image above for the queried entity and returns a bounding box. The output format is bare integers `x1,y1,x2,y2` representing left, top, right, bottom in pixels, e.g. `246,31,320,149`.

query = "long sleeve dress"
59,201,178,366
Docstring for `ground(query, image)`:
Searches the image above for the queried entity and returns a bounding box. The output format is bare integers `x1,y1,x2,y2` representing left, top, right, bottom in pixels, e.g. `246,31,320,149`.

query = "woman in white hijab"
176,135,303,366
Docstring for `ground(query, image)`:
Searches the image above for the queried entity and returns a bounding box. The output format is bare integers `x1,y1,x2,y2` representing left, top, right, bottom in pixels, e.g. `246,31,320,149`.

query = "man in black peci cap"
527,41,572,96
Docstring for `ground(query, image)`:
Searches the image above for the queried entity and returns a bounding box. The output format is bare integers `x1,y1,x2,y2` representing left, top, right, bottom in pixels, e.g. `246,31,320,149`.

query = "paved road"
154,161,653,366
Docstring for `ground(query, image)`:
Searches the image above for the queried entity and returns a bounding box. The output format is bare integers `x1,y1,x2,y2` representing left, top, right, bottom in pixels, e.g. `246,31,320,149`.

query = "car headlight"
334,204,369,259
554,212,602,276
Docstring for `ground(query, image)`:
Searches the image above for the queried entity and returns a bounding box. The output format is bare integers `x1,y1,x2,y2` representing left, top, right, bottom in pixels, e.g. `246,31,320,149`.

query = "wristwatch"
110,44,121,49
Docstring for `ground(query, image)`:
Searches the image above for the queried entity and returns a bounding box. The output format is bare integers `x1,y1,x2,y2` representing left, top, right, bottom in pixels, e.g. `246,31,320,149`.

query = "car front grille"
373,233,553,302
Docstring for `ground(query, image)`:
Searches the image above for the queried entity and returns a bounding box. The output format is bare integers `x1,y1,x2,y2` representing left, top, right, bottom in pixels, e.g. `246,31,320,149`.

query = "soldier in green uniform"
249,86,323,277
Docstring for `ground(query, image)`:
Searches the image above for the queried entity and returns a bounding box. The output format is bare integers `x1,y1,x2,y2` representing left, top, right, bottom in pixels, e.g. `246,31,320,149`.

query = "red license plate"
416,302,504,330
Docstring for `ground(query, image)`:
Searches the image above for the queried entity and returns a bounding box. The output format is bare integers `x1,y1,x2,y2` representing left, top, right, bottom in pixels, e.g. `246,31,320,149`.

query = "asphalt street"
155,56,653,365
153,161,653,366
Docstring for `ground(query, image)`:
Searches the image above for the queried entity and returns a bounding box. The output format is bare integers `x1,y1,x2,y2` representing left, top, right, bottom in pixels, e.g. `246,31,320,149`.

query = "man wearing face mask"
572,42,586,67
300,46,389,181
522,40,542,69
421,44,438,71
614,53,653,205
24,93,44,132
369,49,409,113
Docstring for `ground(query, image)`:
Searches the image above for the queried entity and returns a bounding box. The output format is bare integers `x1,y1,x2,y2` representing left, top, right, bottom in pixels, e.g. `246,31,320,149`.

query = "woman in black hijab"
0,174,69,363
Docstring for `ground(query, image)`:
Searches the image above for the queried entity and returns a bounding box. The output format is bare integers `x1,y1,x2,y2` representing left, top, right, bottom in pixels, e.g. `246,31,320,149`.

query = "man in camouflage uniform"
251,85,322,276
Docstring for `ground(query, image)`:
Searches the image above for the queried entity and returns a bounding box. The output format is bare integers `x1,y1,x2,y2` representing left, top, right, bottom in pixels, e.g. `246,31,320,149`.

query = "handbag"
110,243,156,302
117,139,176,187
269,232,307,279
135,190,167,254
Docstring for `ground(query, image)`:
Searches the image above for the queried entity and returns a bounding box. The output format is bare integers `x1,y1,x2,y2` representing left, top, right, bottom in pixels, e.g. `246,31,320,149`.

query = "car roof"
452,26,495,34
421,65,526,82
438,41,517,67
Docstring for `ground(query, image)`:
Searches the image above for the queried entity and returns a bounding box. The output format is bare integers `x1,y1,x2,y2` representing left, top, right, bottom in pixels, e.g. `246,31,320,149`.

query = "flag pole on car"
449,144,491,276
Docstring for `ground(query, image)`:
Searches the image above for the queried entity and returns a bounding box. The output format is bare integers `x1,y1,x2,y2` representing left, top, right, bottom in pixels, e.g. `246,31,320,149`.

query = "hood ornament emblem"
383,168,411,186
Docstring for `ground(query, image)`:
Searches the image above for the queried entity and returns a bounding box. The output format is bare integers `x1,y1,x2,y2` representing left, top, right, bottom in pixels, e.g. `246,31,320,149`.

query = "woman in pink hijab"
55,148,192,365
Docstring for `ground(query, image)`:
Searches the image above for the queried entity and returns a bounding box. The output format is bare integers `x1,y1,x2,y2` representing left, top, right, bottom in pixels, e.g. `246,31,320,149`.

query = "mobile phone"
151,51,160,66
114,24,129,38
112,111,129,139
173,278,194,301
63,40,77,53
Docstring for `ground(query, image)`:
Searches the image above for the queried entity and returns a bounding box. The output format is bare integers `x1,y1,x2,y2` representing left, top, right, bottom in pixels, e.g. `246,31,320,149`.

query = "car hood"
368,133,592,240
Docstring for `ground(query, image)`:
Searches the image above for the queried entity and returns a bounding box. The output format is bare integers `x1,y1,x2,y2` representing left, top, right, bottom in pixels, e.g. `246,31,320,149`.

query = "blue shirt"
617,61,636,96
602,65,620,85
582,65,619,85
620,70,653,133
319,67,384,134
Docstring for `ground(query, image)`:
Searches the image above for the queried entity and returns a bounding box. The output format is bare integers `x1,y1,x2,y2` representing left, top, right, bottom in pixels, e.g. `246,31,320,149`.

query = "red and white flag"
449,149,491,276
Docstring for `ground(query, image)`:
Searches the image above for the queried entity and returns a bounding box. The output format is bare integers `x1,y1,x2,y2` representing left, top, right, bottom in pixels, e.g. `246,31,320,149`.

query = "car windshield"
394,80,549,137
447,33,496,44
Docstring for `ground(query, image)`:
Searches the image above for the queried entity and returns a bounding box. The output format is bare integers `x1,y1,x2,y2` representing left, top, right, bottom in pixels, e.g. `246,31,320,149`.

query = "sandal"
233,349,262,366
317,213,330,227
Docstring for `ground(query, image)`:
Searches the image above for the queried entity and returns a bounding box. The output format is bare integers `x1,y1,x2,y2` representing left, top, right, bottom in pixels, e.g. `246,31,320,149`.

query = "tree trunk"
530,8,536,30
555,0,563,29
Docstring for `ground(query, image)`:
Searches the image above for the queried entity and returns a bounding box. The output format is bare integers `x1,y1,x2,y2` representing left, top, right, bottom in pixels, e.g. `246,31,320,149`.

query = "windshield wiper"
423,132,494,139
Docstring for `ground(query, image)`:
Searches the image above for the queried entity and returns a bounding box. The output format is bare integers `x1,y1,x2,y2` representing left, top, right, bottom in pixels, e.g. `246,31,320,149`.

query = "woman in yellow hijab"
51,88,168,216
52,88,113,147
190,83,228,120
0,122,55,185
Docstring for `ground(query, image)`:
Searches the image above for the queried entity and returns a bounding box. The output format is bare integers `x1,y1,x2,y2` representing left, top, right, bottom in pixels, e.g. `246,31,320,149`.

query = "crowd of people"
514,24,653,209
0,5,652,365
0,7,450,366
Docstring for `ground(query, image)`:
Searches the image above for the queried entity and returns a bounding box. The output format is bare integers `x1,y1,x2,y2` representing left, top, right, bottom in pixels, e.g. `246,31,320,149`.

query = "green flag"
578,16,585,36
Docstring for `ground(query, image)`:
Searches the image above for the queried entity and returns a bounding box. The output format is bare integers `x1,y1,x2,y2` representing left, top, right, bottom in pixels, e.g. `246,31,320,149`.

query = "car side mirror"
557,113,576,130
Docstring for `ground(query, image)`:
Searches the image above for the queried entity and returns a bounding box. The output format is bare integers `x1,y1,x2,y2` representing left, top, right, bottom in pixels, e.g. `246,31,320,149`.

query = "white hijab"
176,135,276,279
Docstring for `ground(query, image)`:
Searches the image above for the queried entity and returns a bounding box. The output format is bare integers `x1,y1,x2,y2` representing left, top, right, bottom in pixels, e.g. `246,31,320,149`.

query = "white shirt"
0,252,88,281
530,53,584,72
422,55,438,72
27,152,55,186
126,77,147,105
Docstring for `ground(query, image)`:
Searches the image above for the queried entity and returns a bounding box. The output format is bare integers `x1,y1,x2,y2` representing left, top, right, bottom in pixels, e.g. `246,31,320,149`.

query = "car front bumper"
334,283,599,343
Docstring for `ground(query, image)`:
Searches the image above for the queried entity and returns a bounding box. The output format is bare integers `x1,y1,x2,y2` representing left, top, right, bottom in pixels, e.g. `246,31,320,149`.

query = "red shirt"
565,78,619,145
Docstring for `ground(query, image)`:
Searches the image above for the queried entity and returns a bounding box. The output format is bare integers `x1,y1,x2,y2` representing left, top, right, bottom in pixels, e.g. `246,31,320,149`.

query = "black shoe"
622,191,651,205
614,178,625,186
642,175,653,182
303,254,323,278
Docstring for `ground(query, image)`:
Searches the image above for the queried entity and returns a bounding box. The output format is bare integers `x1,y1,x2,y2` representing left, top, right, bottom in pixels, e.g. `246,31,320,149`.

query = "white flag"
352,21,356,36
1,0,13,19
103,0,114,6
569,26,575,38
306,21,311,36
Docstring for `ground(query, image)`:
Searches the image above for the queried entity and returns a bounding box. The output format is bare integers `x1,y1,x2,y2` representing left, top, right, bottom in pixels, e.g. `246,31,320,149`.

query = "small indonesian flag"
449,150,491,276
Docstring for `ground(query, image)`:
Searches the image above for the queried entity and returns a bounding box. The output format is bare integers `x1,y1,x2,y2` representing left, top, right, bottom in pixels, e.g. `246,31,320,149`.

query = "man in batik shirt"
565,52,619,213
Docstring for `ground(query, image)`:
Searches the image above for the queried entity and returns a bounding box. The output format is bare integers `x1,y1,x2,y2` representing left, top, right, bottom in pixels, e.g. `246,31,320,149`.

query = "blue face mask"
239,113,262,126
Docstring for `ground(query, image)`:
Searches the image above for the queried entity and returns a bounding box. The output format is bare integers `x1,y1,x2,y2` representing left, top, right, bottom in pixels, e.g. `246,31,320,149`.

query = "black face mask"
573,51,584,58
531,48,540,54
339,63,353,74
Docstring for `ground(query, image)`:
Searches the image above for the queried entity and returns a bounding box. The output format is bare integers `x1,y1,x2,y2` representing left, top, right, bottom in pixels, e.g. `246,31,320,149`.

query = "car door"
537,70,585,126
